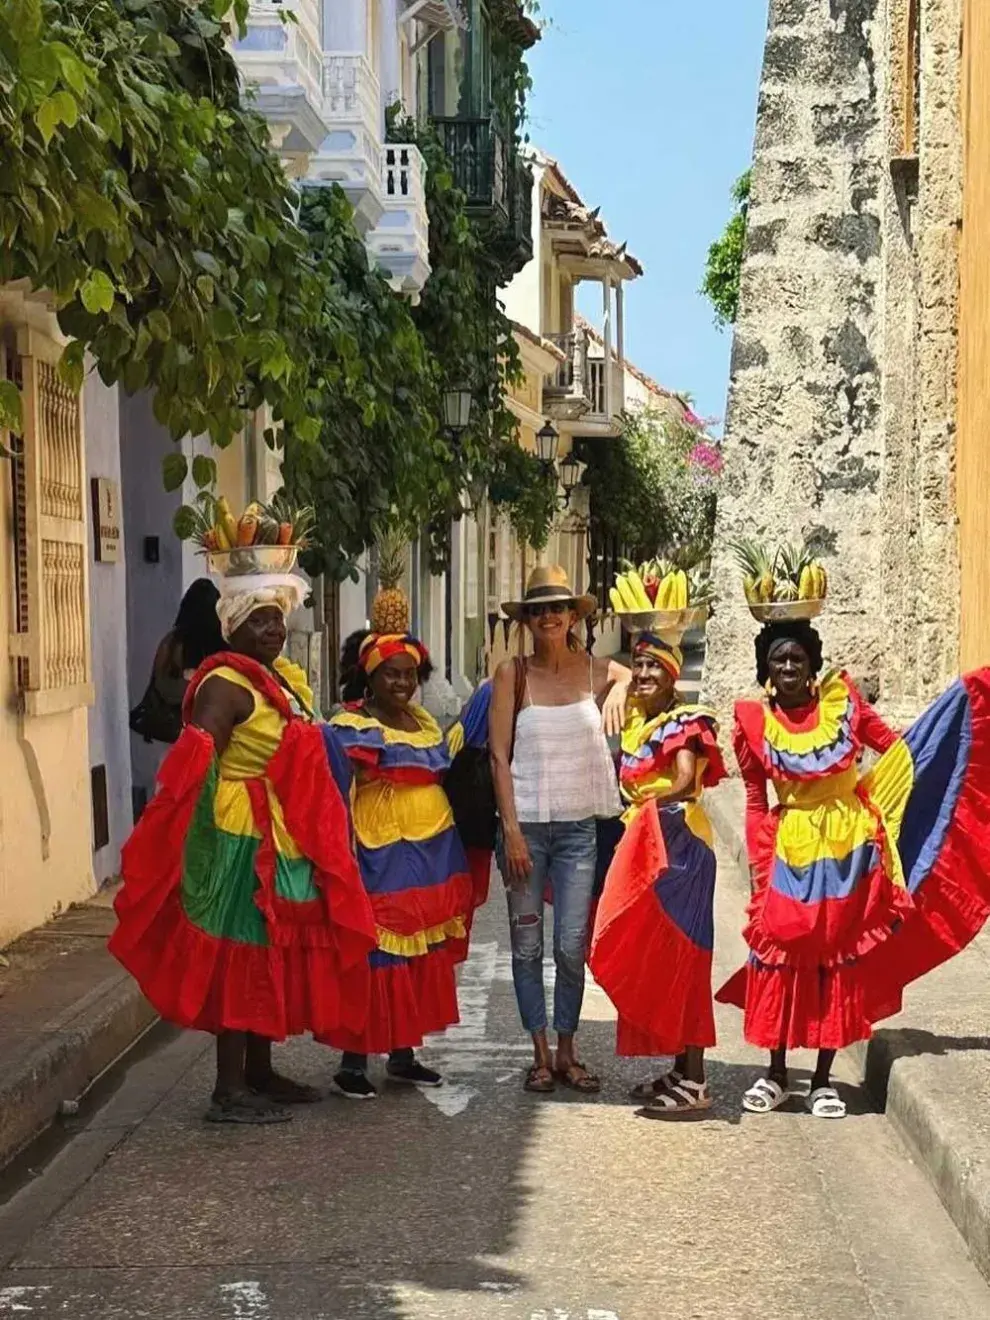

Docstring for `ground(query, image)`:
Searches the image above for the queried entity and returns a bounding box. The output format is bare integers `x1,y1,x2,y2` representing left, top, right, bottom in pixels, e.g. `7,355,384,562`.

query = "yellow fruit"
812,562,828,598
656,573,674,608
615,575,639,611
756,570,776,603
743,575,759,604
215,497,238,548
609,586,623,613
213,522,231,552
673,570,689,609
798,565,815,600
626,569,653,610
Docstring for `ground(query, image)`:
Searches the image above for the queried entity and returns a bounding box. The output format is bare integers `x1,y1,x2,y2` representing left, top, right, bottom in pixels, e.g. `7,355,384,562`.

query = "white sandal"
742,1076,789,1114
641,1077,713,1118
806,1086,846,1119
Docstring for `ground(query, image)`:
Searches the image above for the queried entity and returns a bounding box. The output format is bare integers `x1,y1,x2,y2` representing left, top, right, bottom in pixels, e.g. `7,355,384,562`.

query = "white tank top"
510,659,622,823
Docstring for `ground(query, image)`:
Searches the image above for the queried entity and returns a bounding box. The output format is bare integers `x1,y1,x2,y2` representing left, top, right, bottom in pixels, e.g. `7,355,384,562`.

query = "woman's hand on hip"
601,679,629,738
502,826,534,889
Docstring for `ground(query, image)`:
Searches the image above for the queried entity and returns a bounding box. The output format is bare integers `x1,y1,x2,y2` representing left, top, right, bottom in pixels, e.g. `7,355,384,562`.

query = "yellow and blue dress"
590,703,726,1056
324,702,472,1053
717,668,990,1048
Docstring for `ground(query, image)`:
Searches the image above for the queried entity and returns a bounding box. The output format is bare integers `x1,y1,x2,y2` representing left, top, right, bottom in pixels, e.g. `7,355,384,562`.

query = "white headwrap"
215,573,307,642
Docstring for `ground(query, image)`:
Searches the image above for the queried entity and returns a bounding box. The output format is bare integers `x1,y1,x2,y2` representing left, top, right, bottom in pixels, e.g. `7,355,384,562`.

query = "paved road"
1,843,987,1320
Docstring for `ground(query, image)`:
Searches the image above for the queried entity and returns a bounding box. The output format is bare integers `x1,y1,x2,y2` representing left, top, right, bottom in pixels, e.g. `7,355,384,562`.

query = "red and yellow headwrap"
358,633,429,675
633,632,683,679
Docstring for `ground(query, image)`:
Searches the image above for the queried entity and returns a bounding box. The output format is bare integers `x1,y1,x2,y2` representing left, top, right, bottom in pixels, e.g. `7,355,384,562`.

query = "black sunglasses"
523,600,573,618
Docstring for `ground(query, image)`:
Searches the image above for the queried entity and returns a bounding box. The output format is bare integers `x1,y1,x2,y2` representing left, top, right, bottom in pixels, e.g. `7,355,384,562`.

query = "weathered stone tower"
706,0,964,723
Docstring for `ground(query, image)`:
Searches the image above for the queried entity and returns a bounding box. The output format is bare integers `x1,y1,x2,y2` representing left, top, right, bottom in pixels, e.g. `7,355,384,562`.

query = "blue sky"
524,0,767,427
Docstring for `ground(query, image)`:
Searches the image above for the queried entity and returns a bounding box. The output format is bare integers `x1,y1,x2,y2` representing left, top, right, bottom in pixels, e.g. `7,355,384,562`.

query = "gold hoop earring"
809,677,820,696
764,678,777,699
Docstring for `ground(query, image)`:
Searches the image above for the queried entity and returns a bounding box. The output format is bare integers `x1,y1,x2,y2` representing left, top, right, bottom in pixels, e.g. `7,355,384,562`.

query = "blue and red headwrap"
358,633,429,675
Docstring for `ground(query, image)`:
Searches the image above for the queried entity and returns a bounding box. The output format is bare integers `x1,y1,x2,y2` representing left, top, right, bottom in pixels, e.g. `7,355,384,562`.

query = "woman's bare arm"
189,676,253,756
489,659,532,887
597,655,632,738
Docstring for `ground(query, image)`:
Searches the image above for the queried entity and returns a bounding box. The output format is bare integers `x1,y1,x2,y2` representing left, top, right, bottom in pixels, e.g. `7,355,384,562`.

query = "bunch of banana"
173,491,315,553
609,567,653,612
609,564,691,612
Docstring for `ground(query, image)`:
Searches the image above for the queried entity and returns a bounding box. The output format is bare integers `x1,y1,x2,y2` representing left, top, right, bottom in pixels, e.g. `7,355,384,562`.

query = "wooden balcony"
432,118,533,274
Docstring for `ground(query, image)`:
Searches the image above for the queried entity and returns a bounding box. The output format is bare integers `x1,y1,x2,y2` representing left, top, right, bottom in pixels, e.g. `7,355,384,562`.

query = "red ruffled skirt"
109,723,377,1041
591,800,717,1057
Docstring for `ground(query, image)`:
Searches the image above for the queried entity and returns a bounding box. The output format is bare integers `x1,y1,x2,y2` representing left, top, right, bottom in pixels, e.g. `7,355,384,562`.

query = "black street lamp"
536,418,560,465
559,451,585,505
443,385,474,436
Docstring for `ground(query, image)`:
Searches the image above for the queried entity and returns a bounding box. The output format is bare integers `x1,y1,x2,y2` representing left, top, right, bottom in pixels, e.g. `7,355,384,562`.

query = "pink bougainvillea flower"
683,408,703,428
689,440,724,475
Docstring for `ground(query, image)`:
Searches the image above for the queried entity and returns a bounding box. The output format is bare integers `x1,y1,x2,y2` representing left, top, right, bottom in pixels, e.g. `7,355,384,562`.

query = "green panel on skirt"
180,764,320,946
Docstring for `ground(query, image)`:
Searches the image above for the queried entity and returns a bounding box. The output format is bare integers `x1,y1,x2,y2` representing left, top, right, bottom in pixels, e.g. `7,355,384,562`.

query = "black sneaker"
385,1059,443,1088
330,1069,378,1101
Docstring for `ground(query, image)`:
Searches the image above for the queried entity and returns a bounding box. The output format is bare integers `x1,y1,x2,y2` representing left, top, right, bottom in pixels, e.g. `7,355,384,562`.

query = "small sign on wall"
91,478,120,563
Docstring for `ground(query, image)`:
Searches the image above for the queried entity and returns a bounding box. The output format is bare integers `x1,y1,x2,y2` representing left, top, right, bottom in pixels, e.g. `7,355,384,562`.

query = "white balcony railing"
307,53,385,234
233,2,328,170
366,143,431,298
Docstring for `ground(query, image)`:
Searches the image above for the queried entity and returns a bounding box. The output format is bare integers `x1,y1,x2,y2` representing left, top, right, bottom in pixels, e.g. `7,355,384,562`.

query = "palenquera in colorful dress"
324,634,472,1077
717,653,990,1057
590,635,726,1112
110,575,378,1121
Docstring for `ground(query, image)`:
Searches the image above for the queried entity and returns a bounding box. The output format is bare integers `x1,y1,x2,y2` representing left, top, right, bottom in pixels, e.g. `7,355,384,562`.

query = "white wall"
119,392,187,808
501,160,545,329
85,380,133,883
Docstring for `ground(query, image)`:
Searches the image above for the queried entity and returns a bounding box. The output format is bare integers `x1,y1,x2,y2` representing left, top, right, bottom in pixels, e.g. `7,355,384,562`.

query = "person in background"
325,633,471,1099
131,579,226,747
490,566,630,1096
111,575,376,1124
590,634,726,1116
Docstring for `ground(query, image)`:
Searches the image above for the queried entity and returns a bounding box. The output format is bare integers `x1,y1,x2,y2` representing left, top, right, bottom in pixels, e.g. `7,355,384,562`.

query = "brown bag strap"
508,656,527,762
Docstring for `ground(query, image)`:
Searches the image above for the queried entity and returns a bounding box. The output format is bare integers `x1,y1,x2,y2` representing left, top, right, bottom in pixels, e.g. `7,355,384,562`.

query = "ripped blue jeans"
498,818,597,1035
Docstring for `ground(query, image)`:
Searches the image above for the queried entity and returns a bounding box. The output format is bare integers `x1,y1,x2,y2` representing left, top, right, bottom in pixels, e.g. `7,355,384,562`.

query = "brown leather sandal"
524,1063,556,1093
554,1061,602,1094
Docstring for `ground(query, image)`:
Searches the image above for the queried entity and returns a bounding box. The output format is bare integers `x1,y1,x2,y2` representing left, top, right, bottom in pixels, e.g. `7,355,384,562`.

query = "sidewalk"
0,890,156,1172
707,779,990,1284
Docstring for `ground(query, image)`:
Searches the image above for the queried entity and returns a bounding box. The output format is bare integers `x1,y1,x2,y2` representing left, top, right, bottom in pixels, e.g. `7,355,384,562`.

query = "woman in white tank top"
489,567,630,1094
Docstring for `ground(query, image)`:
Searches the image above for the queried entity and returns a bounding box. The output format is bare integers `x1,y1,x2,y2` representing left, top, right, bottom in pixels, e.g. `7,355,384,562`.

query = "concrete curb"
708,782,990,1286
0,975,157,1172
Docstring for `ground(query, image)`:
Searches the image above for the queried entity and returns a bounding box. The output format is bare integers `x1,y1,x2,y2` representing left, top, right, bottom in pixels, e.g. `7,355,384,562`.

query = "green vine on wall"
701,170,751,330
0,0,321,458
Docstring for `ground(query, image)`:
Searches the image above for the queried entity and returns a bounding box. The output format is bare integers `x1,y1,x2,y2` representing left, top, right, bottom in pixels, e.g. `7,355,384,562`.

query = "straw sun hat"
501,565,598,622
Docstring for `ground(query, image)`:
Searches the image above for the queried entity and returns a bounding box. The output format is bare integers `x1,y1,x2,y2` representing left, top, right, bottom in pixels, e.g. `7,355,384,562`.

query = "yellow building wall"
0,303,95,947
957,0,990,669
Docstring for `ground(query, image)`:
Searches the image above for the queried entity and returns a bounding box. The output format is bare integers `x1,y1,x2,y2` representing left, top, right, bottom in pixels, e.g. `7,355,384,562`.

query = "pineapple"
728,538,775,604
370,524,410,634
776,541,811,600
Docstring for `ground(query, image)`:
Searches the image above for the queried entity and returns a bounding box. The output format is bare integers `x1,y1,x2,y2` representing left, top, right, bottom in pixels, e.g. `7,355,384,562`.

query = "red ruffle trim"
622,717,727,790
715,960,898,1051
370,871,473,940
450,847,492,960
318,946,460,1053
110,895,368,1040
591,801,715,1057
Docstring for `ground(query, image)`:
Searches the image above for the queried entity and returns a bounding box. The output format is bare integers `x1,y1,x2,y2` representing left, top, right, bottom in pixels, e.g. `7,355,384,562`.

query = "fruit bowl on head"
747,599,824,624
207,545,299,577
614,604,710,642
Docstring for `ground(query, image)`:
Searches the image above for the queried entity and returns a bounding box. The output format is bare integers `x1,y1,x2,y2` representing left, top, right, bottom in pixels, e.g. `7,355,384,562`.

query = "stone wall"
706,0,964,727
